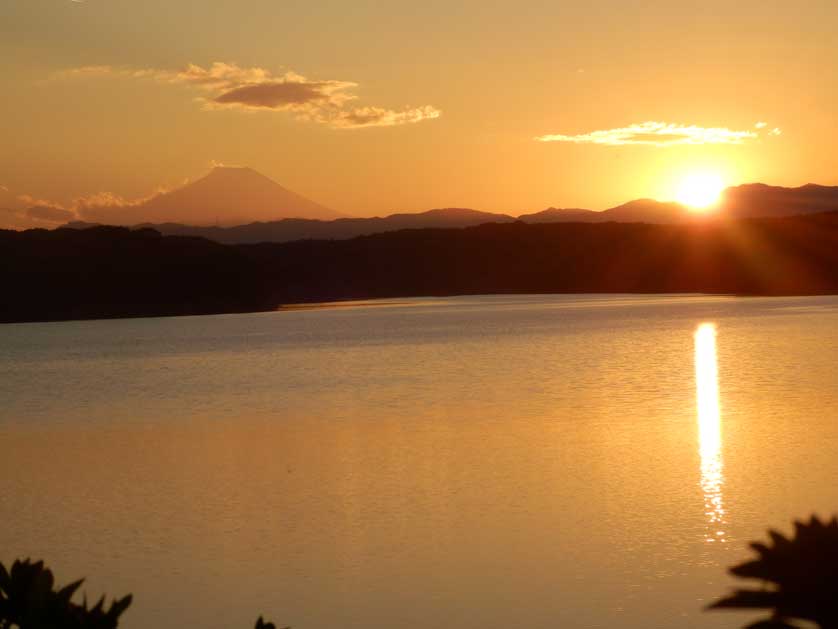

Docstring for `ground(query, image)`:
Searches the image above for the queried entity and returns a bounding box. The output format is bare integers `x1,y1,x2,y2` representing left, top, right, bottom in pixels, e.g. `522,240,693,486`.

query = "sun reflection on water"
694,322,726,543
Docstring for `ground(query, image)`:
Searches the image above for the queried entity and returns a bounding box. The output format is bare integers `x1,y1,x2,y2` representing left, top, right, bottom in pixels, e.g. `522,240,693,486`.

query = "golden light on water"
694,322,726,543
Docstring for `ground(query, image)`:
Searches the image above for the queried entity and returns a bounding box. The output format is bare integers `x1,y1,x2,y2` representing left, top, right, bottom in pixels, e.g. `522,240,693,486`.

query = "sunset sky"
2,0,837,222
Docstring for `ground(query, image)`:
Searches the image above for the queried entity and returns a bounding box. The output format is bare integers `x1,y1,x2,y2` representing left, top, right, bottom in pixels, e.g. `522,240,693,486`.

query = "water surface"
2,294,838,629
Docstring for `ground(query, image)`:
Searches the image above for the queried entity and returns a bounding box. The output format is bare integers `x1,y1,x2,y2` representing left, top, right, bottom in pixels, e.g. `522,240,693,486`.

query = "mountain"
75,199,685,244
724,183,838,218
381,207,516,228
600,199,687,223
79,167,342,226
67,207,516,245
517,207,599,223
62,179,838,244
520,186,838,226
519,200,685,224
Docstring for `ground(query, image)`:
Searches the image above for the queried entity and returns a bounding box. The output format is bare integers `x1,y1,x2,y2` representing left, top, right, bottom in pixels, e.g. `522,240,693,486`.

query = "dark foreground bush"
710,515,838,628
0,559,282,629
0,559,130,629
9,516,838,629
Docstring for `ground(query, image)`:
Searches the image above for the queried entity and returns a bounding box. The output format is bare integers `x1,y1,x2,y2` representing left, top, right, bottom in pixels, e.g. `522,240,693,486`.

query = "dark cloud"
213,81,340,109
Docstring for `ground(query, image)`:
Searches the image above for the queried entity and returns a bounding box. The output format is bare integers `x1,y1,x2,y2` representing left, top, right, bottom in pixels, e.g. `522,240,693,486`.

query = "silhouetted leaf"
0,561,9,591
255,615,276,629
710,590,782,610
56,578,85,604
743,619,801,629
711,515,838,628
0,558,131,629
108,594,132,620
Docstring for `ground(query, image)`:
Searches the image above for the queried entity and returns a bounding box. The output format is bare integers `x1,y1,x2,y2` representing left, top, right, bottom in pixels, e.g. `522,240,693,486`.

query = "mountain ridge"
63,182,838,244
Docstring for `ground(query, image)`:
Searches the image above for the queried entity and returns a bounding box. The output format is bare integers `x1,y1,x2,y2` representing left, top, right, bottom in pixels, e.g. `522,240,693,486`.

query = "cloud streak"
536,121,778,146
0,196,76,230
55,62,441,129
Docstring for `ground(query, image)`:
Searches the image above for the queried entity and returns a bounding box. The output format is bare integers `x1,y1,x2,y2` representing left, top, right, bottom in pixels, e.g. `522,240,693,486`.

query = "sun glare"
676,173,725,210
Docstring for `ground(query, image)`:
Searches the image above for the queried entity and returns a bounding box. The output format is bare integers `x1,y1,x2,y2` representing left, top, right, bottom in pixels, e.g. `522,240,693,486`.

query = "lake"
2,294,837,629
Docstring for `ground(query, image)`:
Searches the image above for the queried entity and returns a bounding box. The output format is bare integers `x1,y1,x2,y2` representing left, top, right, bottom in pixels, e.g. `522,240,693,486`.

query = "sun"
676,173,725,210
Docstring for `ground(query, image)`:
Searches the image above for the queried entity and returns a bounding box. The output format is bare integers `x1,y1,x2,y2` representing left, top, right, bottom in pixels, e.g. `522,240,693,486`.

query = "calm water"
2,294,838,629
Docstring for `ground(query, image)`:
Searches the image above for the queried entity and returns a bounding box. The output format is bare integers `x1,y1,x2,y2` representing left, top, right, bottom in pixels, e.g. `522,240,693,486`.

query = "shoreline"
4,291,838,325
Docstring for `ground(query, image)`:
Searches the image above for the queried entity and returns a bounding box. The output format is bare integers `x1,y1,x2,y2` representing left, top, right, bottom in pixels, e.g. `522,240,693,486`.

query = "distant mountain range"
0,165,818,242
68,207,520,244
63,180,838,244
519,199,688,224
724,183,838,218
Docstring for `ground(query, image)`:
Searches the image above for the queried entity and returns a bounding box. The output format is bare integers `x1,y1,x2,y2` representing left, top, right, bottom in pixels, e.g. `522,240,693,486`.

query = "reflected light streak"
694,323,726,543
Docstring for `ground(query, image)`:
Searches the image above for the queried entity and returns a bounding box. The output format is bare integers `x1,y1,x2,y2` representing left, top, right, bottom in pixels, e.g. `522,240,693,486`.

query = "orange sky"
2,0,837,224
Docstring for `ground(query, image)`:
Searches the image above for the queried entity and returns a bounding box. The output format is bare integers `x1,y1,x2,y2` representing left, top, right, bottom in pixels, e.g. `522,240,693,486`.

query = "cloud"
0,196,77,230
168,62,275,89
211,78,356,111
73,186,179,217
1,185,174,230
12,188,166,223
536,121,765,146
17,194,63,209
755,121,768,129
0,208,38,231
52,65,114,79
330,105,442,129
209,159,243,169
55,61,441,129
26,205,76,222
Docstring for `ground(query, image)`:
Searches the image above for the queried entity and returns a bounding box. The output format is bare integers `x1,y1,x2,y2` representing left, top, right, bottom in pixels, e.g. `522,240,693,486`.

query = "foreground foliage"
0,559,282,629
710,515,838,628
9,515,838,629
0,559,131,629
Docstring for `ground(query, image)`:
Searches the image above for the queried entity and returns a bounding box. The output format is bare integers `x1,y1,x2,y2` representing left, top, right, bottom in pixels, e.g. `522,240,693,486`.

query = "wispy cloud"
52,65,116,79
13,187,168,219
329,105,441,128
54,62,441,129
0,189,77,230
535,121,778,146
3,181,191,229
26,205,75,222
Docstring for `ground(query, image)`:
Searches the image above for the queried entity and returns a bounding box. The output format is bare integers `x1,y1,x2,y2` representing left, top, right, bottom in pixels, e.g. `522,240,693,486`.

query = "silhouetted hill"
4,212,838,323
244,212,838,304
0,226,270,322
520,200,686,224
67,207,516,244
517,207,598,223
600,198,686,223
63,183,838,244
724,183,838,218
79,167,341,226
